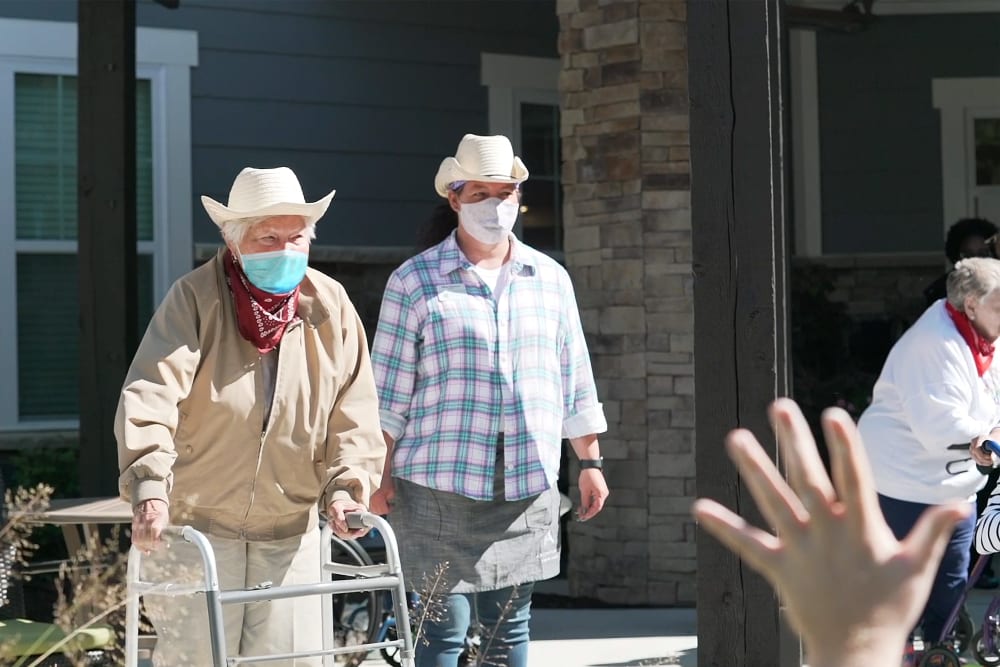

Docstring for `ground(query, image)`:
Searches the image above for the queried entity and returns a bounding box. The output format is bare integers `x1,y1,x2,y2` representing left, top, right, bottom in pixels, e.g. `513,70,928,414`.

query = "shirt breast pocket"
425,290,492,372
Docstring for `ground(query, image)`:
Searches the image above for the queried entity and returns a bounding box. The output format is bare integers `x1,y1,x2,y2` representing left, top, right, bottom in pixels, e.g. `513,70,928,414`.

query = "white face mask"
457,198,519,245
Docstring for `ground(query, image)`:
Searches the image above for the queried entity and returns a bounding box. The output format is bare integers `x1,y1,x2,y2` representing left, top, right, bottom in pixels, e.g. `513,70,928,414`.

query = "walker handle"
346,511,370,531
983,439,1000,457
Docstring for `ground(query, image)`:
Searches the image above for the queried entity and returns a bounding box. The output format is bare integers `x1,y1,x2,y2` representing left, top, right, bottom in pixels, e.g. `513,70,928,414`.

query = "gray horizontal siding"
817,13,1000,254
0,0,558,246
163,0,558,246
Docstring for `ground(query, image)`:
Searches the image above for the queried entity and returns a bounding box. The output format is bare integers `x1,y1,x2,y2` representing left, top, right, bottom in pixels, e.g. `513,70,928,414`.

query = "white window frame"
932,78,1000,230
790,29,823,257
0,18,197,430
481,53,563,256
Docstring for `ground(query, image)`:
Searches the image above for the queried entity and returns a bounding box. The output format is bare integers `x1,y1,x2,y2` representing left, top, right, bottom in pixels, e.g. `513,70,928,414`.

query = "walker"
123,511,415,666
918,439,1000,667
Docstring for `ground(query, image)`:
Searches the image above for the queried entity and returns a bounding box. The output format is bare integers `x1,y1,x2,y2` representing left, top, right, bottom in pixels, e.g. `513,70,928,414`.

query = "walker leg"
124,548,142,667
392,580,415,667
206,589,227,667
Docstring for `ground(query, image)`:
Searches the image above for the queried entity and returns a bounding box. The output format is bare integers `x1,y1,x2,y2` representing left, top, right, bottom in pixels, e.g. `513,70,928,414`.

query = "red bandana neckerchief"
223,250,300,354
946,300,995,376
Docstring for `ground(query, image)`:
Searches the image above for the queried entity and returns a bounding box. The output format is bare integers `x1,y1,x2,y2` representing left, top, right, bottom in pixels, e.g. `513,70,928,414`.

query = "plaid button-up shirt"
371,232,607,501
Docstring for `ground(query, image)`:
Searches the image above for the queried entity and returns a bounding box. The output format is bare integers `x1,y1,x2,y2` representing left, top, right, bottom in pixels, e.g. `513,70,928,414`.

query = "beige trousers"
141,528,322,666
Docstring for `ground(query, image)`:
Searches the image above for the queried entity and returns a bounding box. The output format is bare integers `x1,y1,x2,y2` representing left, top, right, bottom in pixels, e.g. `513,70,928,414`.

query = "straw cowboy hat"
201,166,335,227
434,134,529,197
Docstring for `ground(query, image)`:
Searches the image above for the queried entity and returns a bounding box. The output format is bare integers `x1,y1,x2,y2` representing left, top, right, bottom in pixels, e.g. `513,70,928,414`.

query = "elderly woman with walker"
856,257,1000,664
116,166,386,666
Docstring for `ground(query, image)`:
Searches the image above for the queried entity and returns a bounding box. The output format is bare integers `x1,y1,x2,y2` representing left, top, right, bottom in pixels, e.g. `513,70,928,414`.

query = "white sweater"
857,300,1000,505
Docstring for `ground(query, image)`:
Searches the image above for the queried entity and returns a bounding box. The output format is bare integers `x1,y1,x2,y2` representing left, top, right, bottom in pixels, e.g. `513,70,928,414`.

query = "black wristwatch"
579,457,603,470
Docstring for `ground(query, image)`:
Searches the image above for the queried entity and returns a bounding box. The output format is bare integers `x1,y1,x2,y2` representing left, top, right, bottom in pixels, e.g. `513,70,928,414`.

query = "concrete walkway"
353,587,1000,666
358,606,697,667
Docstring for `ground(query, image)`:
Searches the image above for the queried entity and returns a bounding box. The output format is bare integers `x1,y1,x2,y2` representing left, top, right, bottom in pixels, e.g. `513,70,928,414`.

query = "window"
519,102,562,250
14,74,155,419
481,54,563,254
932,78,1000,232
976,118,1000,186
0,19,197,429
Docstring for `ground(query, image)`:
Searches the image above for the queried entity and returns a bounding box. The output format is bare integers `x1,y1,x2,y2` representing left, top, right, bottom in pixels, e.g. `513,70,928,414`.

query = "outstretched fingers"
769,398,837,513
692,498,781,579
903,503,972,578
821,406,883,529
725,427,809,535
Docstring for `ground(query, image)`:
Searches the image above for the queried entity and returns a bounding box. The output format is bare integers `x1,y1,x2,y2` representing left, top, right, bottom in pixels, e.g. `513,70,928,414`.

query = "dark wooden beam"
689,0,797,665
77,0,137,496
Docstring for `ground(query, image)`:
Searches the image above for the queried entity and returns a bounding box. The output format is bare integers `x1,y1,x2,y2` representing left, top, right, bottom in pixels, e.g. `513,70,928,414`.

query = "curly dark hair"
944,217,998,263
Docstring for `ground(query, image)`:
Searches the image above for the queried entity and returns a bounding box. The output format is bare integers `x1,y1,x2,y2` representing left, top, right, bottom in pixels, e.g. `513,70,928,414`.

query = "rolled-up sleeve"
558,273,607,439
321,287,387,507
371,271,420,441
116,282,201,506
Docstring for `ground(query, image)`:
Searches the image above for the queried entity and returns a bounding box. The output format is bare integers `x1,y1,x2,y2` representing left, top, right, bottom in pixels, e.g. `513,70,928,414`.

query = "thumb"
902,503,971,572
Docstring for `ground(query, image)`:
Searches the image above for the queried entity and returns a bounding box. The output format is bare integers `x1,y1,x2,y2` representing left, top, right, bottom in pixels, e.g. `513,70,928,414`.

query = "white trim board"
790,0,1000,14
481,53,559,92
932,77,1000,228
789,29,822,257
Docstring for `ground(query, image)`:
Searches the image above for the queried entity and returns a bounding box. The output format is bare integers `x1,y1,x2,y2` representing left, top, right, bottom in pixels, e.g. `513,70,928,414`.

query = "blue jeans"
415,583,534,667
879,494,976,643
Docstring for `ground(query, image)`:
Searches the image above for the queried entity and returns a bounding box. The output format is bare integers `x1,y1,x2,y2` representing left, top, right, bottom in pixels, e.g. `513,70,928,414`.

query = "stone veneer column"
557,0,694,605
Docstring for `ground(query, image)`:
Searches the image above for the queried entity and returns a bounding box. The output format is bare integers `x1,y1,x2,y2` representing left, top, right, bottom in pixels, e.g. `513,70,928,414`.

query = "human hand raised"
691,398,970,667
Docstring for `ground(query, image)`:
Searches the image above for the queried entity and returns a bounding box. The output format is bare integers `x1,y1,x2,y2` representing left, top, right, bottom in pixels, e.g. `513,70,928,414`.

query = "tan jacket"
116,251,385,540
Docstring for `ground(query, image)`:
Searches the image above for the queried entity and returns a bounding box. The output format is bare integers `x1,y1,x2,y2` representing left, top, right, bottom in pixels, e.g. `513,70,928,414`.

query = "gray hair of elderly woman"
219,216,317,246
946,257,1000,310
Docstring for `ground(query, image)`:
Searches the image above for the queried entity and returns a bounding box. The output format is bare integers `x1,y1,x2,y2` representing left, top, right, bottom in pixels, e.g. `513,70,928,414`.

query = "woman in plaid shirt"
370,134,609,667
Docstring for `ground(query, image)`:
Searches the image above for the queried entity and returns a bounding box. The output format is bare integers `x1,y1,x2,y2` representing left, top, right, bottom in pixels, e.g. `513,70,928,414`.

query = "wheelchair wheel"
380,621,402,667
952,605,974,654
919,646,962,667
329,535,382,665
974,629,1000,666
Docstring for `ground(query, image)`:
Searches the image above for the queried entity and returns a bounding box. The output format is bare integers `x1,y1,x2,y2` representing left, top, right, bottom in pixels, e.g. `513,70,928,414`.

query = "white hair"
947,257,1000,310
219,216,316,246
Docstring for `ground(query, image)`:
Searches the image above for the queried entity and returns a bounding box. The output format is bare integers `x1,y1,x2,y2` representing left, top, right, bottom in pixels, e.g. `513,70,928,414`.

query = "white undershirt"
472,263,509,300
471,262,514,434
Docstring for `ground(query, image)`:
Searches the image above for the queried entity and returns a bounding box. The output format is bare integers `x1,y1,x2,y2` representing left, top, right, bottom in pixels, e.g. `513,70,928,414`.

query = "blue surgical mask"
240,249,308,294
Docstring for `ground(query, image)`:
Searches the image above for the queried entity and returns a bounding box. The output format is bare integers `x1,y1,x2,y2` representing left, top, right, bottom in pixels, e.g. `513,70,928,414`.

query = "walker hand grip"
345,512,370,531
984,439,1000,457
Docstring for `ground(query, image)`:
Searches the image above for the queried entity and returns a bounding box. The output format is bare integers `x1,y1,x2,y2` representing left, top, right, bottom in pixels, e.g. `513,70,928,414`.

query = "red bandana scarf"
946,300,995,376
223,250,300,354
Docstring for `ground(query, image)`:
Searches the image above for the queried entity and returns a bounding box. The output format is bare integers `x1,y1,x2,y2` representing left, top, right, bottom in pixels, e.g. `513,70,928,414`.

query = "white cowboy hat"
200,166,335,227
433,134,529,197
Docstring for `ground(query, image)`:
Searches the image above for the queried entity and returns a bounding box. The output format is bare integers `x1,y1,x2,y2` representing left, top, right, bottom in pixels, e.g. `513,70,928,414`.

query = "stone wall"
558,0,694,606
556,0,947,608
800,253,940,327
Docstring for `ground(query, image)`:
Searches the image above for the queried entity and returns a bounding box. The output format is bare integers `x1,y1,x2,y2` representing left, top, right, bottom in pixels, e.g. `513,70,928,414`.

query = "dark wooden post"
77,0,137,496
689,0,797,665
